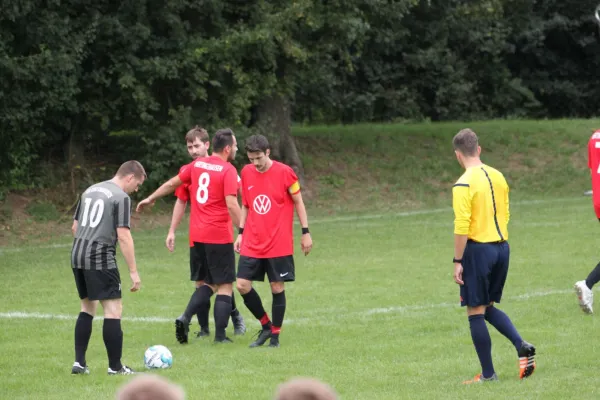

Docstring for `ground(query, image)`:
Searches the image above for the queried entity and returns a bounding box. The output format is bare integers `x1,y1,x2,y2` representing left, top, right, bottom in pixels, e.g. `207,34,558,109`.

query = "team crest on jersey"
253,195,271,215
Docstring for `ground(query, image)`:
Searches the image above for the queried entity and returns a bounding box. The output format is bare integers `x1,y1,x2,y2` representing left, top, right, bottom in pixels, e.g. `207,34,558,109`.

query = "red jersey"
174,164,191,202
589,130,600,206
174,166,193,246
240,161,300,258
178,155,239,244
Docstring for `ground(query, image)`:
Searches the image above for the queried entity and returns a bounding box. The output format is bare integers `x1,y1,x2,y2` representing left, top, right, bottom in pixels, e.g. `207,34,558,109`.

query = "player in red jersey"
137,129,242,343
165,127,245,338
574,130,600,314
234,134,313,348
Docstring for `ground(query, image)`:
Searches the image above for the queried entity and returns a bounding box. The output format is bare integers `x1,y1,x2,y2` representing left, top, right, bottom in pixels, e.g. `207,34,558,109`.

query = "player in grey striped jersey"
70,161,145,376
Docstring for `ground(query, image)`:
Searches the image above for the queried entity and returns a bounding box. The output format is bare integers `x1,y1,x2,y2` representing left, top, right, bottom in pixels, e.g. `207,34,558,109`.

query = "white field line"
0,288,576,325
0,196,586,254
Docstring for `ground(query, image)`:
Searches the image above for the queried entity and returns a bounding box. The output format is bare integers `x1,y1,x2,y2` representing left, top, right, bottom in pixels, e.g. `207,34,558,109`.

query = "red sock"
271,326,281,336
260,313,271,328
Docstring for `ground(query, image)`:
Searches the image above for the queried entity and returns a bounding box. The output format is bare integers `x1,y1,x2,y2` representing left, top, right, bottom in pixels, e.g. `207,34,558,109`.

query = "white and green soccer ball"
144,345,173,369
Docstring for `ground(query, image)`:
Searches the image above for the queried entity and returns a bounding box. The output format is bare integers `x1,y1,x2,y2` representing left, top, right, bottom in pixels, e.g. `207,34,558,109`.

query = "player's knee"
216,283,233,295
80,299,98,317
270,282,284,294
236,280,251,294
195,280,204,288
101,299,123,319
466,305,487,316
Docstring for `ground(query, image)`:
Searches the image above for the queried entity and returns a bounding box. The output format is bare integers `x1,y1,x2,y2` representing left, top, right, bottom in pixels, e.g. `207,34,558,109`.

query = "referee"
451,129,536,384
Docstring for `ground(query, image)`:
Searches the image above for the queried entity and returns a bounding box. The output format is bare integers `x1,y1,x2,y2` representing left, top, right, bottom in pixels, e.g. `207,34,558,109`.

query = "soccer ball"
144,345,173,369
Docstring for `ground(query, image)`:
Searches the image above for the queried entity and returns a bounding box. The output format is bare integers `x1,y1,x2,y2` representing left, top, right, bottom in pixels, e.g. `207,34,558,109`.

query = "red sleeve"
174,184,190,202
178,162,193,184
589,139,593,170
223,165,238,197
283,165,300,194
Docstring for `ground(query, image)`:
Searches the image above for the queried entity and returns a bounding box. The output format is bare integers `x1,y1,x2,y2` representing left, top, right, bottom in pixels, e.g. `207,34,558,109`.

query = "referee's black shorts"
460,240,509,307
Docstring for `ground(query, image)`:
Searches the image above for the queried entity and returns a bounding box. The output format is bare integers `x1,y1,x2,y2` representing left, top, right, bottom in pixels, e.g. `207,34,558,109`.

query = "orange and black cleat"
462,373,498,384
518,341,536,379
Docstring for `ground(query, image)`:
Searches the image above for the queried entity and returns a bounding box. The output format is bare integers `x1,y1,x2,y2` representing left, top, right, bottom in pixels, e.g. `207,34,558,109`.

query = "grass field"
2,194,600,399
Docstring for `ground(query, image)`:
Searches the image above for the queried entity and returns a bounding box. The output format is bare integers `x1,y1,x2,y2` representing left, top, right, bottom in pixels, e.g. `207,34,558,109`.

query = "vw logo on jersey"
253,194,272,215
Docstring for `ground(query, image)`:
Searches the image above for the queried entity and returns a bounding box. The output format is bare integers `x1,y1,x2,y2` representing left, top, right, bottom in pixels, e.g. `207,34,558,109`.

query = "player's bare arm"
136,175,183,212
117,227,141,292
291,191,313,256
166,199,187,252
453,234,468,285
234,205,249,253
71,220,78,236
225,194,242,229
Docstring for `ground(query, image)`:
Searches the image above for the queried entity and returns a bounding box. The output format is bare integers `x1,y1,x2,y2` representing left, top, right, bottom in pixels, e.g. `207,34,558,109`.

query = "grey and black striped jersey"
71,181,131,270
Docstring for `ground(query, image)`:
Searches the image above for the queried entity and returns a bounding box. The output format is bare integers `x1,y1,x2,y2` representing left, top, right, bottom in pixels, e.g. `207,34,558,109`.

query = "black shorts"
73,268,122,301
191,242,236,285
189,245,208,282
237,255,295,283
460,240,510,307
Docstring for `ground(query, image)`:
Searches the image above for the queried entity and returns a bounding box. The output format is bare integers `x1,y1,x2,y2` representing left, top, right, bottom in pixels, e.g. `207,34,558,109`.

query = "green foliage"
25,201,61,222
1,0,599,193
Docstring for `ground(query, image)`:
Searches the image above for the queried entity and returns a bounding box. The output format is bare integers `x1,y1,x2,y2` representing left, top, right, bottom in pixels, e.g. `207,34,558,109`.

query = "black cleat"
232,314,246,335
71,362,89,375
107,365,135,375
268,337,280,348
175,316,190,344
195,328,210,338
518,341,536,379
214,336,234,344
249,328,272,348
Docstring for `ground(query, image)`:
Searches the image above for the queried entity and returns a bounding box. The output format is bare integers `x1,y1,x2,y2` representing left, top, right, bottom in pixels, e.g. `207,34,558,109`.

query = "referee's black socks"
103,318,123,371
74,312,93,366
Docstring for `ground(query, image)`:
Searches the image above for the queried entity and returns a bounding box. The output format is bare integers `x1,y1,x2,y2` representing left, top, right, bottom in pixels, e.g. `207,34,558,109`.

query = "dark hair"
244,134,270,153
185,126,209,143
452,129,479,157
212,128,235,153
116,160,146,179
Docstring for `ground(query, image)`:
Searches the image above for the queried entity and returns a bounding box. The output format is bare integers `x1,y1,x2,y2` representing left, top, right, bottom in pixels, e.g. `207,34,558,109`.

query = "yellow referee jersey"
452,164,509,242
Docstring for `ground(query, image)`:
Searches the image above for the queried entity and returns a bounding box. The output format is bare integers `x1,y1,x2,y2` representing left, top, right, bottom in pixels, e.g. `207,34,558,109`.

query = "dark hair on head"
185,126,209,143
452,129,479,157
212,128,235,153
116,160,146,179
244,134,270,153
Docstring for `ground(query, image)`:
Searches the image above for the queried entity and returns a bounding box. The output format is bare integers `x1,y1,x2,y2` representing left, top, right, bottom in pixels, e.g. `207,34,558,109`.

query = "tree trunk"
253,93,305,186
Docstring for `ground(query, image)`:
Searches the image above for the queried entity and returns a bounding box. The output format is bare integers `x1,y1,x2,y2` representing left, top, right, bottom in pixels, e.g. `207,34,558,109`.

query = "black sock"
193,286,214,331
103,318,123,371
74,312,93,366
271,291,286,339
485,306,523,351
183,285,212,323
242,288,271,329
586,262,600,289
230,293,240,318
214,294,232,340
468,314,495,378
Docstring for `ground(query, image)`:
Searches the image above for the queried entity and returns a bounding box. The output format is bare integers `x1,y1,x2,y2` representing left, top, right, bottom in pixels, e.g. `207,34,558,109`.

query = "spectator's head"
274,377,338,400
116,374,185,400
